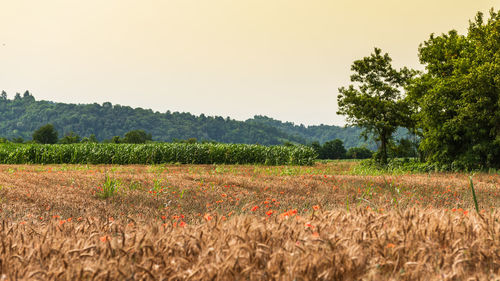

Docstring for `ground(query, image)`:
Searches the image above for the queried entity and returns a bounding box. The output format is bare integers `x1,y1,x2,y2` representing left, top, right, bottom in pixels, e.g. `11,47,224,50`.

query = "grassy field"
0,162,499,280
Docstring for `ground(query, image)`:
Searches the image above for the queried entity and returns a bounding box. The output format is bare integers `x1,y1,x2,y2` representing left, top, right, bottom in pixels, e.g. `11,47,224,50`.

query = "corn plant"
0,143,317,165
96,175,121,199
150,179,165,199
128,181,142,191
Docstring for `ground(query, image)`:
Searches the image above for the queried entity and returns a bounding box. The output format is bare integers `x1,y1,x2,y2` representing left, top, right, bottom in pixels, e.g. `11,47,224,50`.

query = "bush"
346,147,373,159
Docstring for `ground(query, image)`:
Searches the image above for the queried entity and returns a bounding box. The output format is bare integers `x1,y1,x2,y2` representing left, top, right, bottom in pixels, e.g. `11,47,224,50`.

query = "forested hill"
0,92,370,147
245,115,372,148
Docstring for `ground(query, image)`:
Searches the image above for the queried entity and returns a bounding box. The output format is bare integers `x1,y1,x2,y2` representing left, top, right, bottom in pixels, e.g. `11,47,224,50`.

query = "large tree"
408,10,500,170
321,139,346,159
32,124,58,144
337,48,415,164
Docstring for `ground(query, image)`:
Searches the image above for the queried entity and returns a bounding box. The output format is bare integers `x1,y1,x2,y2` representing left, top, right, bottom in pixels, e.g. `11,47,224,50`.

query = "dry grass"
0,209,499,280
0,163,499,280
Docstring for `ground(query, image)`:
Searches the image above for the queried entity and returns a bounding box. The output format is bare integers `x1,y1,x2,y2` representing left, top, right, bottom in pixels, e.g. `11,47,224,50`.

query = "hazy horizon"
1,1,497,126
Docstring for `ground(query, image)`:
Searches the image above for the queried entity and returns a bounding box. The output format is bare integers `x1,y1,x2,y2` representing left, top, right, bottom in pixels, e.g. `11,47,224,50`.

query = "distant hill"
0,91,374,148
245,115,374,149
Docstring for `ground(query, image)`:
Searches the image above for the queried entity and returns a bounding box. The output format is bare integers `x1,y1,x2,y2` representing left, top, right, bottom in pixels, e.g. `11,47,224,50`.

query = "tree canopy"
0,92,381,148
320,139,347,159
408,9,500,169
32,124,58,144
59,132,81,144
346,147,373,159
123,130,152,144
337,48,416,164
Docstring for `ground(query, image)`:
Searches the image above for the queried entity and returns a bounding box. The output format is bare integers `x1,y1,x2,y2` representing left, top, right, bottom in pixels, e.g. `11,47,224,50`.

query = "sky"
0,1,497,126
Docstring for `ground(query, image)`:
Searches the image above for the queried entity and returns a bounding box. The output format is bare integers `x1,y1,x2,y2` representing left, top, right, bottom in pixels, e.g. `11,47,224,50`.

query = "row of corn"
0,143,317,165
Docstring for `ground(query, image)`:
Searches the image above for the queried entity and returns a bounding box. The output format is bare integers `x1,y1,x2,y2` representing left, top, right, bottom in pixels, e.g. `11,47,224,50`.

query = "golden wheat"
0,163,499,280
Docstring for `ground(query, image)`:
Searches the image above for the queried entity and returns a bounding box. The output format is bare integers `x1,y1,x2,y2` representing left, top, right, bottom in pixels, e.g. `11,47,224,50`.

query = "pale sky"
0,1,497,126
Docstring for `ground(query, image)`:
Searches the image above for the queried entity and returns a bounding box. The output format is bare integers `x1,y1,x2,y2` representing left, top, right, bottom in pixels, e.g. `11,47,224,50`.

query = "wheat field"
0,163,499,280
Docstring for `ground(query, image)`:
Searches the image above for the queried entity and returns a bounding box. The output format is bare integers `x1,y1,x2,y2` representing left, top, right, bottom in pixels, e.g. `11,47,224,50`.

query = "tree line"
0,91,379,148
337,9,500,170
3,123,384,160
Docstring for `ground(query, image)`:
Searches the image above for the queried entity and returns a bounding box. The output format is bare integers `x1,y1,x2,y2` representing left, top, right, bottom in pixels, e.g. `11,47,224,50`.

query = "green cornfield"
0,143,317,165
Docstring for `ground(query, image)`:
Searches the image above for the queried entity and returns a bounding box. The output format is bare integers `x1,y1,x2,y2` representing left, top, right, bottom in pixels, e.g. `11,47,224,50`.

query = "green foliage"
469,176,479,213
11,137,24,144
111,136,122,143
320,139,346,159
248,115,376,149
172,138,198,144
0,94,308,145
0,143,317,165
408,10,500,169
310,141,321,155
310,139,347,159
80,134,98,143
353,158,437,174
32,124,58,144
337,48,416,164
96,175,121,199
123,130,152,144
103,136,122,144
59,131,81,144
0,93,404,147
390,138,418,158
128,181,142,191
346,146,373,159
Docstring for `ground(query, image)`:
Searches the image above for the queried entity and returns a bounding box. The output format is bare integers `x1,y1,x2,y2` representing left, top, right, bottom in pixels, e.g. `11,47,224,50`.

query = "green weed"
96,175,122,199
469,176,479,213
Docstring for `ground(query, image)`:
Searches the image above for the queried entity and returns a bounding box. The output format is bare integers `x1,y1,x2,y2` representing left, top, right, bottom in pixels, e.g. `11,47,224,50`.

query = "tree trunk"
380,133,388,165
